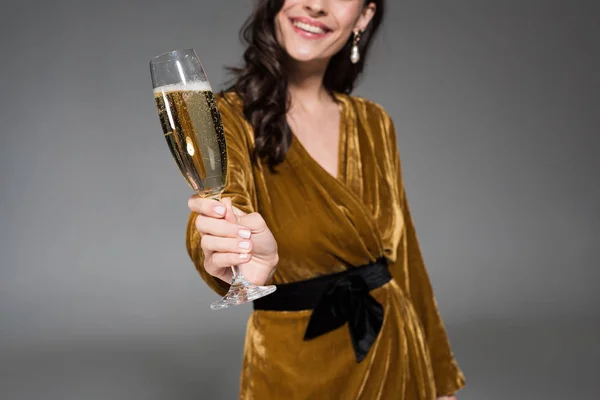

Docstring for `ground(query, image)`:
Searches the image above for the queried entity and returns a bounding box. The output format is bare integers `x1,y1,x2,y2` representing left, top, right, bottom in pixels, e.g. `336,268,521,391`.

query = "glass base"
210,275,276,311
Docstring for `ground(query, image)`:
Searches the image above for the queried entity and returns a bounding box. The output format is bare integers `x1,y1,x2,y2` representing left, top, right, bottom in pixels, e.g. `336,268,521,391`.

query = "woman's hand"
188,196,278,285
437,396,457,400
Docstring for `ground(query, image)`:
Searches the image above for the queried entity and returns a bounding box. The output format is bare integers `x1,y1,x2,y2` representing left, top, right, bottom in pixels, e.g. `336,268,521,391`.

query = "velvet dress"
186,92,466,399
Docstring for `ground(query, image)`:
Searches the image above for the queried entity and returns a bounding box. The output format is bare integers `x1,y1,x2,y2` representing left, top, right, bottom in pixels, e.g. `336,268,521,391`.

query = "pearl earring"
350,30,362,64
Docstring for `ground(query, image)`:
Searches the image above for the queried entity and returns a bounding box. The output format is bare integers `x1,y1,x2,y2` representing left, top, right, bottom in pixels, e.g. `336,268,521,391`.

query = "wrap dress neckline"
287,92,384,264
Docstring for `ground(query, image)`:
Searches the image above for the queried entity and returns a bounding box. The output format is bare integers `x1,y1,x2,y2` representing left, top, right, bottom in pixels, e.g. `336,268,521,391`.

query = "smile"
289,17,332,37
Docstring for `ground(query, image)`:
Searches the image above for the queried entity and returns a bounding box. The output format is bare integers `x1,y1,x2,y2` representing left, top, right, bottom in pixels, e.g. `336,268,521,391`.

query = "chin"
284,44,331,65
287,51,321,63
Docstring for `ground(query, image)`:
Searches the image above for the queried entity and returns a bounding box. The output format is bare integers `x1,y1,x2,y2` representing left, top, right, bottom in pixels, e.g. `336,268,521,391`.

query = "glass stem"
230,266,241,284
206,193,250,288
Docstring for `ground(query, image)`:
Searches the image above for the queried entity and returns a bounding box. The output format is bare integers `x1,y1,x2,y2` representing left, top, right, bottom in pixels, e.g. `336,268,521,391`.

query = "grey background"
1,0,598,399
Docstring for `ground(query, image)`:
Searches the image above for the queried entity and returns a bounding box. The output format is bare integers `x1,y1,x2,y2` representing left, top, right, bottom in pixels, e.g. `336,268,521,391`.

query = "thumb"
238,212,267,233
232,205,247,218
220,197,239,225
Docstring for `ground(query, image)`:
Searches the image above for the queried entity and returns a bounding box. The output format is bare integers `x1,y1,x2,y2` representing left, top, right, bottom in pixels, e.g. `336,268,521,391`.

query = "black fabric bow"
303,274,384,362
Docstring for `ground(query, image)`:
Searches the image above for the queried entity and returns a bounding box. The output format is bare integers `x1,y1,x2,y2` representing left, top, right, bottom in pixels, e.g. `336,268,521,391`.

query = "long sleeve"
186,93,257,296
386,116,466,396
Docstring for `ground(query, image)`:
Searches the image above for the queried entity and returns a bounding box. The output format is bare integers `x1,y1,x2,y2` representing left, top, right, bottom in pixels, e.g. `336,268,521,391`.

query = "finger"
238,212,268,233
210,252,251,269
203,258,233,283
201,235,253,254
220,197,239,225
232,205,247,218
195,215,252,239
188,195,226,218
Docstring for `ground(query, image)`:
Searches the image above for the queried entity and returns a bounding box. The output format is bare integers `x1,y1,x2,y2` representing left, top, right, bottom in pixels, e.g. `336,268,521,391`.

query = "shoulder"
342,93,395,131
214,91,252,144
343,94,392,118
215,90,244,119
342,93,397,146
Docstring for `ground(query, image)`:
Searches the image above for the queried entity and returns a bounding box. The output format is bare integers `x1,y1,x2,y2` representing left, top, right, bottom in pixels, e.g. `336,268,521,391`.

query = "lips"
289,16,332,38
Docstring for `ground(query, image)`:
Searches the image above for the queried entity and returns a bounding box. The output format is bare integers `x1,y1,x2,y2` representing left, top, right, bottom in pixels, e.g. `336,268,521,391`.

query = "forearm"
401,190,466,396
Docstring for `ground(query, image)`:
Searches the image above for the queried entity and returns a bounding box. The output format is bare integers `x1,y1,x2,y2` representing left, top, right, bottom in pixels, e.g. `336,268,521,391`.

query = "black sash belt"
253,257,391,362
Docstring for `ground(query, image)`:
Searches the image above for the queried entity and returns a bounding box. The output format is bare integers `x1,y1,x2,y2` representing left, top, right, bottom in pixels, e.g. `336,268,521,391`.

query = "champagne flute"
150,49,276,310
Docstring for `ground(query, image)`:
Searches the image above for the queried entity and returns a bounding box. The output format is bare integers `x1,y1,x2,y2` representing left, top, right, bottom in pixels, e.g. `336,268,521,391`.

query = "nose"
303,0,328,16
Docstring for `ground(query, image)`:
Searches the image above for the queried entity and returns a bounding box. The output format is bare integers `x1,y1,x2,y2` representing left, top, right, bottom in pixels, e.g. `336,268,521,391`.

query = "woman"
186,0,466,398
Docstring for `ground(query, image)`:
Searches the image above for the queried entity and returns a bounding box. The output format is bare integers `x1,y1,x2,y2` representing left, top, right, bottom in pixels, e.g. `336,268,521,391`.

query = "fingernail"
214,206,225,215
239,253,249,259
238,229,251,239
239,241,251,249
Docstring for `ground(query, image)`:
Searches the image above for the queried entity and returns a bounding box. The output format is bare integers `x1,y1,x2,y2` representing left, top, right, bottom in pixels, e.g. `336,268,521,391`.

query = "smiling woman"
186,0,466,399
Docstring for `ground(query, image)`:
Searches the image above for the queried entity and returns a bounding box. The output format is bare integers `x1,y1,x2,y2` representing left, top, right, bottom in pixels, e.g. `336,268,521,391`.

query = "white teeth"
292,20,326,34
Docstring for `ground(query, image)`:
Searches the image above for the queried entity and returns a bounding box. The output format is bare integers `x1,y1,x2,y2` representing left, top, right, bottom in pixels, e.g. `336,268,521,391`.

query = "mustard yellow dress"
186,92,466,399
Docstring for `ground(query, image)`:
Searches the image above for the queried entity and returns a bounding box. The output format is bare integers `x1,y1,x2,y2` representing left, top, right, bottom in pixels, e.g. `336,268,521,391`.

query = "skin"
188,3,456,398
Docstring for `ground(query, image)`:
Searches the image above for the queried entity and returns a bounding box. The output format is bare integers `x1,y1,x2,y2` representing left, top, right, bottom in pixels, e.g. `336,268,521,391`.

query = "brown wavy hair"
225,0,385,170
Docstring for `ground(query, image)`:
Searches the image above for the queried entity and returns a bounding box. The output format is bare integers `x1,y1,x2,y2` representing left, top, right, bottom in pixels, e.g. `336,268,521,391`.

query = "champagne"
154,82,227,197
150,49,275,311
